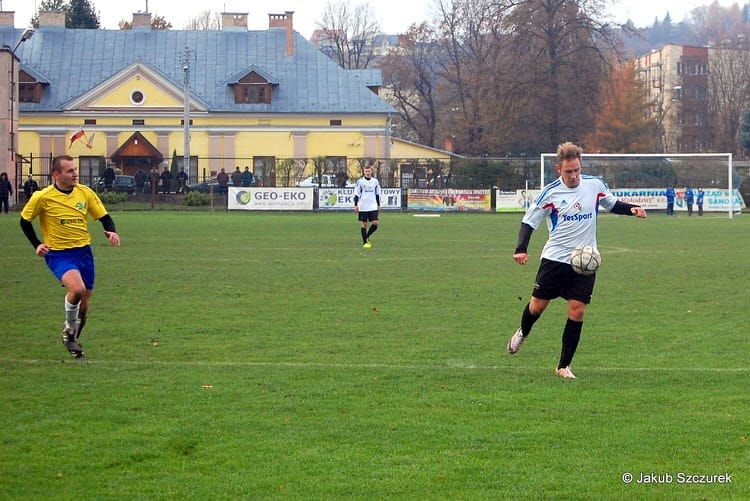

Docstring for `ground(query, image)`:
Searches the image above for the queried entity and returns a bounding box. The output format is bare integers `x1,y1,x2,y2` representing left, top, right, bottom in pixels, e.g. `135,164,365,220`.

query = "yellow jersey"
20,184,108,250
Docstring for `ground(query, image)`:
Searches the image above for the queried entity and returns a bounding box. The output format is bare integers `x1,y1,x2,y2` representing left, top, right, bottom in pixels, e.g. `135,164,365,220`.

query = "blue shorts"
45,246,96,290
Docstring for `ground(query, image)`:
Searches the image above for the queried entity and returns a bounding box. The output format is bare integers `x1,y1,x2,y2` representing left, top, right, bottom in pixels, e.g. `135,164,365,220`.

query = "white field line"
2,358,748,372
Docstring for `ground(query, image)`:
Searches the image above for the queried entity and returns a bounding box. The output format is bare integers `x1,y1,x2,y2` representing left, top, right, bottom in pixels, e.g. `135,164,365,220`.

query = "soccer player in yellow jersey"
20,155,121,358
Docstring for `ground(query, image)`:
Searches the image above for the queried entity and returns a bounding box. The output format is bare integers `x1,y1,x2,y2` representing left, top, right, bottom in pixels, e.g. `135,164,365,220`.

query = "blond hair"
556,142,582,164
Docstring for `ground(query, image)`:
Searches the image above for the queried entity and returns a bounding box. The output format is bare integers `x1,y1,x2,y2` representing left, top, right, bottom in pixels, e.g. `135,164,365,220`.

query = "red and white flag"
69,129,86,148
69,129,95,149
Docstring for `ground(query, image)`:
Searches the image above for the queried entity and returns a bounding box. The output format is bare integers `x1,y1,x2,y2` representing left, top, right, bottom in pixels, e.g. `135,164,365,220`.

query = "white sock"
65,298,80,328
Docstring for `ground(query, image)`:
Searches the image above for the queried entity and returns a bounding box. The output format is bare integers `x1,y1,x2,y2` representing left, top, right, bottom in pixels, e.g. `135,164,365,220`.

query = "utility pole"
181,46,191,181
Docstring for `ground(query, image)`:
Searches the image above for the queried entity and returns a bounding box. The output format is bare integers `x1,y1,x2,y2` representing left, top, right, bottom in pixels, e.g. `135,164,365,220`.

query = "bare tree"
504,0,620,151
380,23,440,147
431,0,519,155
708,46,750,155
316,1,381,69
184,10,222,31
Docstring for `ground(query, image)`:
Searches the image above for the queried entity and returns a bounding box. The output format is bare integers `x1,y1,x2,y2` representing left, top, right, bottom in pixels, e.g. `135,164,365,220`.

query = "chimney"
445,135,454,153
269,11,294,56
132,12,152,30
39,10,66,28
0,11,14,27
222,12,248,31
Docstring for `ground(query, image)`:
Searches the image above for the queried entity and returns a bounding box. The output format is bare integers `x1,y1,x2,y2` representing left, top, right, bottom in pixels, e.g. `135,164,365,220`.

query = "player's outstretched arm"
611,201,647,219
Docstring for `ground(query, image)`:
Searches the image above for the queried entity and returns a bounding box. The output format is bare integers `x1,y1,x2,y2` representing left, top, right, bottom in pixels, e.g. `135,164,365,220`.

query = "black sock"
520,303,540,337
361,227,368,243
77,315,87,339
366,224,378,238
558,318,583,369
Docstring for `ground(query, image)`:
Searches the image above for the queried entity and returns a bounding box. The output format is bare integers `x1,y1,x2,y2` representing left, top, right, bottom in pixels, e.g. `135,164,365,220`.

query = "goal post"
539,153,744,219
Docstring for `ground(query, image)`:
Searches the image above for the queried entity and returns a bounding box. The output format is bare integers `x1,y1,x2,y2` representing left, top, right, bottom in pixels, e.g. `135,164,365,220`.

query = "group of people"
17,143,650,381
230,166,257,187
665,185,705,216
132,166,189,195
1,173,40,213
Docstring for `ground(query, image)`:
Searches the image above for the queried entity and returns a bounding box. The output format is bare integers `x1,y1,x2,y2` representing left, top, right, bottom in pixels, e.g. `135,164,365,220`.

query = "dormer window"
19,70,43,103
236,84,269,104
232,70,274,104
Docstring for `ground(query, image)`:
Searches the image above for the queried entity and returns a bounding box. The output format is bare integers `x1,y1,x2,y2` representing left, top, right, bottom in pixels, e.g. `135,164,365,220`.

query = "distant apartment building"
636,43,750,154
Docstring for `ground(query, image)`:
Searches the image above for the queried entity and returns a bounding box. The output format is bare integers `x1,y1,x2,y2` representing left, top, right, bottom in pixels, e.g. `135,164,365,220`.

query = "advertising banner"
318,188,402,211
408,189,491,212
227,187,314,211
496,189,540,212
611,188,745,212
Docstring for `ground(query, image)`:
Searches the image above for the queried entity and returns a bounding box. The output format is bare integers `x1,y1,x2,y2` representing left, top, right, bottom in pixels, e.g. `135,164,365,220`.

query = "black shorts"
358,210,379,223
532,258,596,304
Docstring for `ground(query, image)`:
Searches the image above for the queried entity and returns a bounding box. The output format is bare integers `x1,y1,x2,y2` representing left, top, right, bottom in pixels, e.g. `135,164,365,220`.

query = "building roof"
1,26,395,115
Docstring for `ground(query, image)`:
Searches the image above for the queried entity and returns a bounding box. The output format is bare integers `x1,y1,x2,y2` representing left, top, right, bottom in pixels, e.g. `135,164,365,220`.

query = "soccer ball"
570,245,601,276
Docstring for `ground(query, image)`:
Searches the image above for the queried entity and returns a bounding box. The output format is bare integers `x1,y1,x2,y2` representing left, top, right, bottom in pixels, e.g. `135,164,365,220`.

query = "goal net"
539,153,745,218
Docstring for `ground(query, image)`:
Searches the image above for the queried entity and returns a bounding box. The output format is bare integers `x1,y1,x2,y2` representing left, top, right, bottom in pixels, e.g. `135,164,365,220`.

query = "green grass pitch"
1,211,748,499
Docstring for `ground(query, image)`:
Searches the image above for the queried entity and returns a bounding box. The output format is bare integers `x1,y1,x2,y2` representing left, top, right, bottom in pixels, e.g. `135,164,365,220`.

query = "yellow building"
1,10,454,192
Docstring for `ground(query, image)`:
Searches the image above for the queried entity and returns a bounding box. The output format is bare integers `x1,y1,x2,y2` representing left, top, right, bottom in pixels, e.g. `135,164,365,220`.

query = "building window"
79,156,104,187
19,83,42,103
235,83,271,104
84,119,97,125
180,120,194,126
130,90,145,105
176,156,199,179
330,120,342,126
132,119,145,126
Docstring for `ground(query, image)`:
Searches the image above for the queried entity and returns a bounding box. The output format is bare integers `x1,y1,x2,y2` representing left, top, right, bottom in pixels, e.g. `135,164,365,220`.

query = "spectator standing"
135,169,147,194
665,186,676,215
101,164,115,191
0,172,12,213
150,167,160,195
160,166,173,194
216,168,230,194
241,166,255,187
176,168,188,194
23,175,40,203
231,167,242,188
696,188,704,216
684,186,694,216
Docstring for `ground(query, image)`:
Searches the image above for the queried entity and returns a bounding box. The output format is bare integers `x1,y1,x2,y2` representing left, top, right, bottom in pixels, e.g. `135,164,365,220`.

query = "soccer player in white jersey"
353,165,381,248
507,142,647,379
20,155,121,358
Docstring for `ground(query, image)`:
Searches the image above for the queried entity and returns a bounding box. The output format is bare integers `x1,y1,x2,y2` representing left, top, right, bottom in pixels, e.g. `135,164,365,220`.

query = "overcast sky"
6,0,743,37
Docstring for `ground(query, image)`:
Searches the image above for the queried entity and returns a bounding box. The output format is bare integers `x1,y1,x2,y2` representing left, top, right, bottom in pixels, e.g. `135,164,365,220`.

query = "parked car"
97,175,136,194
185,176,234,194
297,174,354,188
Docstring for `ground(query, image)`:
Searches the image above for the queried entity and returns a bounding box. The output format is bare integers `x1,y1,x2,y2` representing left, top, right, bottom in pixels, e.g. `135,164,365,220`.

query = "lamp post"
9,28,34,207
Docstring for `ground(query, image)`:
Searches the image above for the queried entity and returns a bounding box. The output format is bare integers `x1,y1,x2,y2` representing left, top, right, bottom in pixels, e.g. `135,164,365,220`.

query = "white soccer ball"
570,245,601,276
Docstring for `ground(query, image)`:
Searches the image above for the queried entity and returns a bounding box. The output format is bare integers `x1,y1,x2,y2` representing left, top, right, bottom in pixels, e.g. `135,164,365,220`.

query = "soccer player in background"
20,155,121,359
507,142,647,379
354,164,381,248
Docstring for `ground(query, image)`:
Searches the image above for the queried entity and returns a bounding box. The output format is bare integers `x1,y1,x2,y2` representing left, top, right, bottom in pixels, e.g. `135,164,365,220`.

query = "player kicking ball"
508,142,646,379
353,164,381,248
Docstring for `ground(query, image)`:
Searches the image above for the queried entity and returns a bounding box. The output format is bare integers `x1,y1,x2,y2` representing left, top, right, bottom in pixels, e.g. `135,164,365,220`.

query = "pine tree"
66,0,100,29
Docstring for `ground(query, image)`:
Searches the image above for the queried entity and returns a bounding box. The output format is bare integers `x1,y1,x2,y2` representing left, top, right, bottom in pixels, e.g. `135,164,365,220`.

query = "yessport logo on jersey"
562,201,593,222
